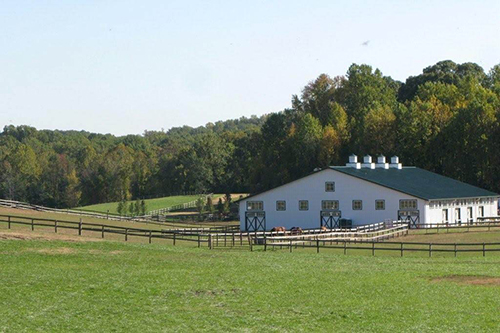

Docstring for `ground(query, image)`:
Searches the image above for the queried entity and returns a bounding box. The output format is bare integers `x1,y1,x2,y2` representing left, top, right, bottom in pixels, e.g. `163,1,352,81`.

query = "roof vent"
390,156,402,169
362,155,375,169
376,155,389,169
346,154,361,169
313,167,322,172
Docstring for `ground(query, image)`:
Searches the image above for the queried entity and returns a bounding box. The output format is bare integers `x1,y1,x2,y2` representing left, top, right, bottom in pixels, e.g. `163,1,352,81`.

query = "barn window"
375,200,385,210
322,200,339,210
247,201,263,211
325,182,335,192
352,200,362,210
276,201,286,211
478,206,484,217
299,200,309,211
399,199,417,210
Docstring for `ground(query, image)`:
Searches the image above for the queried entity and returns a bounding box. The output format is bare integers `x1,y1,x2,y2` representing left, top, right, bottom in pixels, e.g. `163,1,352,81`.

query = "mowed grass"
1,235,500,331
401,229,500,243
76,195,206,214
0,207,165,231
76,193,247,215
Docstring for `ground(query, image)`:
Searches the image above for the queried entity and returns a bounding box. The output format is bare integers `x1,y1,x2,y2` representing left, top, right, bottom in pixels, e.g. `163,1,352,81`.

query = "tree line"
1,60,499,208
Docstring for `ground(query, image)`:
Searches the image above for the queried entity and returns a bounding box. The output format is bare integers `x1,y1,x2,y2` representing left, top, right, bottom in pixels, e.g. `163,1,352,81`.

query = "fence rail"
0,214,211,247
394,218,500,232
147,193,214,216
0,199,150,222
3,211,500,258
256,237,500,257
0,199,239,230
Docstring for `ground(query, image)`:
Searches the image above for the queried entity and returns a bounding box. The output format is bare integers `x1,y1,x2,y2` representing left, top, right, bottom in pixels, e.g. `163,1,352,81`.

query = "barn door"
467,207,473,224
398,210,420,228
320,211,341,229
454,208,462,225
245,212,266,231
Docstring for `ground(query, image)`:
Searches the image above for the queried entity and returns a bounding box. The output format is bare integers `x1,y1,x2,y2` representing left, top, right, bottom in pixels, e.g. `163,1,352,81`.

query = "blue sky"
1,0,499,135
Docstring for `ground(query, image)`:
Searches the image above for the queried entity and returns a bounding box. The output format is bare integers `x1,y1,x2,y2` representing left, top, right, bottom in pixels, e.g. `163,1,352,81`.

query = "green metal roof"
332,166,498,200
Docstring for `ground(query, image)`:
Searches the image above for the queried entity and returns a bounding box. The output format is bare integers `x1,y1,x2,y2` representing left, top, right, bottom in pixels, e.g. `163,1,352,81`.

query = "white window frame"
399,199,418,210
299,200,309,211
276,200,286,211
352,200,362,210
325,182,335,192
247,201,263,211
375,200,385,210
321,200,339,211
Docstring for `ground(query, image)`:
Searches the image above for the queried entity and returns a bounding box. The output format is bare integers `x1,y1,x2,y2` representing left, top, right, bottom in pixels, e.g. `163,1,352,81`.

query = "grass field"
0,207,239,234
0,207,166,231
76,193,247,215
400,229,500,243
1,224,500,331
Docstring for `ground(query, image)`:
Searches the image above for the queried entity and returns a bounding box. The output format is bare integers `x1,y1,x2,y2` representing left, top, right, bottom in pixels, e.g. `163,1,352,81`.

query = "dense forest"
1,60,500,208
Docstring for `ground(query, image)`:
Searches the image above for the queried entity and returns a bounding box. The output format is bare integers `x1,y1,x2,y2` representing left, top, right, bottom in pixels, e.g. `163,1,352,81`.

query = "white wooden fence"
147,193,214,216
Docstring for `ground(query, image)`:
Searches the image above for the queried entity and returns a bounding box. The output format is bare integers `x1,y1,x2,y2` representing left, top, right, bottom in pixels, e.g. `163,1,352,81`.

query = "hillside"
76,193,247,215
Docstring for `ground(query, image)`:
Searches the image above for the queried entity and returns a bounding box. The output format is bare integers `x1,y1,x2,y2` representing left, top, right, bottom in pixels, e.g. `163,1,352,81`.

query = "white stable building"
239,155,499,231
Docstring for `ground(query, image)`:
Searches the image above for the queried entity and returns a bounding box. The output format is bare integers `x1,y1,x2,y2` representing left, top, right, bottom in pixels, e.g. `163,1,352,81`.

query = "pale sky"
1,0,499,136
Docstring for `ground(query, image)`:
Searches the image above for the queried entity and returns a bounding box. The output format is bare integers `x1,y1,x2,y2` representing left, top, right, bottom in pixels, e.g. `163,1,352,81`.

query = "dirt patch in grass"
34,247,77,255
0,231,103,243
431,275,500,286
87,249,125,255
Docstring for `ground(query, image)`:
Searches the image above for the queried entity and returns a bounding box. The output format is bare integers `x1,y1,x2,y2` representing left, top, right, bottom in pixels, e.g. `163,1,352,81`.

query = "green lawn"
1,237,500,331
76,193,247,215
76,195,209,215
401,229,500,243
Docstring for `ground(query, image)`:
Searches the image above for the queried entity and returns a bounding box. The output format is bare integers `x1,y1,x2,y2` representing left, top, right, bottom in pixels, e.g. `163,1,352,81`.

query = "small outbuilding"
239,155,499,231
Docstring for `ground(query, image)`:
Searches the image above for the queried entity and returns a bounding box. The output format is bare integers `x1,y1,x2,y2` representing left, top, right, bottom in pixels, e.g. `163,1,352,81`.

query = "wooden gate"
398,210,420,228
245,211,266,231
320,210,341,229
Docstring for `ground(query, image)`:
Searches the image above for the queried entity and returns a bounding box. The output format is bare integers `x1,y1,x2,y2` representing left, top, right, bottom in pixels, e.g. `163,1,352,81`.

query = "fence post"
149,231,152,244
55,220,58,233
173,232,176,246
78,219,82,236
289,240,292,253
344,241,347,255
264,236,267,252
198,235,201,248
316,240,320,253
248,234,253,252
372,242,375,256
483,243,486,257
208,234,212,250
232,233,235,247
429,243,432,257
31,219,34,231
125,228,128,241
102,225,105,238
400,243,404,257
454,243,457,257
7,216,10,229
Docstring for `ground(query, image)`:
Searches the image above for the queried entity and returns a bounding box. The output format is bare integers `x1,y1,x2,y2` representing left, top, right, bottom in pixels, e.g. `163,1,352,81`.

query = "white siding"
427,198,498,224
239,169,427,230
